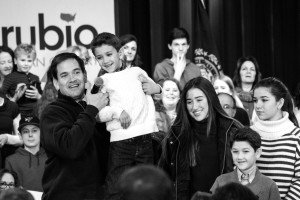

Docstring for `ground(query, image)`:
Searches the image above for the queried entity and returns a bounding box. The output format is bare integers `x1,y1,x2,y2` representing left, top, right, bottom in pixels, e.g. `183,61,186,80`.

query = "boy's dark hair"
48,52,85,81
90,32,122,55
167,27,190,45
212,182,258,200
117,165,173,200
230,127,261,151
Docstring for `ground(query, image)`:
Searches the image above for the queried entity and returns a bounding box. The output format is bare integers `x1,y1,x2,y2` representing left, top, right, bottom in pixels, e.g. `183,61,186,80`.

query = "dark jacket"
5,147,47,192
40,91,104,200
159,116,243,200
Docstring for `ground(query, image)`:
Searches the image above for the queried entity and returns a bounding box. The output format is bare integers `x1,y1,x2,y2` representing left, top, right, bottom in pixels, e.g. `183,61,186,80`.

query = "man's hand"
25,85,41,99
139,74,161,95
85,88,109,111
119,110,131,129
173,52,186,81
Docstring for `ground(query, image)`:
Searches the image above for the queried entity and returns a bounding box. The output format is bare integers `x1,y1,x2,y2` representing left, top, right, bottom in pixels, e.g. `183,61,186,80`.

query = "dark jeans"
105,134,154,200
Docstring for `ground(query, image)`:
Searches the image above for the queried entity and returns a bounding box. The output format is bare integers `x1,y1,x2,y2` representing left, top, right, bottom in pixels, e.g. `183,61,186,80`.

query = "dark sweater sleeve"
41,104,99,160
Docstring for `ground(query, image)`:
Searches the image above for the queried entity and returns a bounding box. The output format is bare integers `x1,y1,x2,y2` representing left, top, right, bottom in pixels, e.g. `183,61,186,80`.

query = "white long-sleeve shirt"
99,67,158,142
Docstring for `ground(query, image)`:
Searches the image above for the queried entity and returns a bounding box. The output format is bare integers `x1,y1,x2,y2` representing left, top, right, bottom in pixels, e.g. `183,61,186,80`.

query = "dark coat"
159,116,243,200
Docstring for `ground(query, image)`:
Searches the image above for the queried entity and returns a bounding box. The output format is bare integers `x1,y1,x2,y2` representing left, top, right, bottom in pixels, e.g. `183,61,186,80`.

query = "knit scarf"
251,111,296,139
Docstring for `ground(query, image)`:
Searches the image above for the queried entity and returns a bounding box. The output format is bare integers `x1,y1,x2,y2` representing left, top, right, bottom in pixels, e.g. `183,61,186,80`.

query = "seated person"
117,165,173,200
0,169,19,191
5,116,47,192
210,127,281,200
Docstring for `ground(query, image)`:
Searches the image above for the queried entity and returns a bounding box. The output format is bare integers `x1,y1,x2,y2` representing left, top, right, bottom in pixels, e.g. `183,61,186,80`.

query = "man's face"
54,58,86,101
168,38,189,58
218,93,236,117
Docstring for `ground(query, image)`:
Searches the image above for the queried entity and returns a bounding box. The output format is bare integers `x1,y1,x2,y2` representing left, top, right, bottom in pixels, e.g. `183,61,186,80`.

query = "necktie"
241,173,250,185
78,100,87,109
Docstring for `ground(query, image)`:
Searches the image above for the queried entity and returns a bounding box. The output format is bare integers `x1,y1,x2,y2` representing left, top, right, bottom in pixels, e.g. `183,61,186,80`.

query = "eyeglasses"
222,104,235,110
0,182,15,189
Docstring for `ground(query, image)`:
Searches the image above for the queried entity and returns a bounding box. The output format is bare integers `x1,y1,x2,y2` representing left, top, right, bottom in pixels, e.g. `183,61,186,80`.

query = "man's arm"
41,91,108,160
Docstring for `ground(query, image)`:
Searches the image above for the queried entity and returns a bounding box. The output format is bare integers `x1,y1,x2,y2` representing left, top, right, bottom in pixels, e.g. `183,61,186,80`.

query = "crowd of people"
0,27,300,200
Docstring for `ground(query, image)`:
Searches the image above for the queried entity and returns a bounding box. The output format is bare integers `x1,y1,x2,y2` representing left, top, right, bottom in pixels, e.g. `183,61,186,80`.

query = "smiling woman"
159,76,243,200
0,46,15,89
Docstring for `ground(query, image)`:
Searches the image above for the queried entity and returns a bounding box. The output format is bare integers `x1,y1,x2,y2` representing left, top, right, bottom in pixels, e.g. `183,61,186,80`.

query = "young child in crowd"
210,127,281,200
1,44,42,117
90,32,160,199
5,116,47,192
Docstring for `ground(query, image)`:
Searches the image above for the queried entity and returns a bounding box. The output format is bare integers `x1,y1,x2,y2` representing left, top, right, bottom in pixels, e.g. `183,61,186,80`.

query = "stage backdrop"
0,0,115,82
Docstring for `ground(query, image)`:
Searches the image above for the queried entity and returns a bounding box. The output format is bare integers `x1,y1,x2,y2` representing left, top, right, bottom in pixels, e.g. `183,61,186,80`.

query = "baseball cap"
18,116,40,133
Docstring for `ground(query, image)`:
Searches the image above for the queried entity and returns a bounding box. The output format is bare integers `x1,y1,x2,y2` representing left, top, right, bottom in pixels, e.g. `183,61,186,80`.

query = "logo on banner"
194,48,221,82
60,13,77,23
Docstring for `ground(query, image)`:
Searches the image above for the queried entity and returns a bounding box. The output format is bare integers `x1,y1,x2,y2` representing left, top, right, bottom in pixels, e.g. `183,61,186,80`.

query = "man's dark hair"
230,127,261,151
117,165,173,200
48,52,85,81
167,27,190,45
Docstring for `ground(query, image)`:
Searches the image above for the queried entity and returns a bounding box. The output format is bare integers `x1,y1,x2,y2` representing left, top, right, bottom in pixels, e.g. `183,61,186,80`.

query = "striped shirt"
251,112,300,200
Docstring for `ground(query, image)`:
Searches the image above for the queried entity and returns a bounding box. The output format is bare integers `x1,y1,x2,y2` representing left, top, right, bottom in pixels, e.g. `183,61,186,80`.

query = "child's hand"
139,74,161,95
119,110,131,129
25,85,41,99
8,83,27,102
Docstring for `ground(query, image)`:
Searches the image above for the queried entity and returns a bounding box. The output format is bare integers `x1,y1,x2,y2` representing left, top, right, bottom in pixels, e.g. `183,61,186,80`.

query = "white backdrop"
0,0,115,82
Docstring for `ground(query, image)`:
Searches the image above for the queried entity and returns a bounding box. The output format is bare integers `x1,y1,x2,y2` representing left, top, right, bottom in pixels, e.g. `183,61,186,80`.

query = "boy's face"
231,141,261,173
15,54,34,73
94,45,121,73
21,125,40,148
168,38,189,58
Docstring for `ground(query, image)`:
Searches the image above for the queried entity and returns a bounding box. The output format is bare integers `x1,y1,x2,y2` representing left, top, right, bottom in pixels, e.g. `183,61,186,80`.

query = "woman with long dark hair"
159,76,243,200
251,77,300,199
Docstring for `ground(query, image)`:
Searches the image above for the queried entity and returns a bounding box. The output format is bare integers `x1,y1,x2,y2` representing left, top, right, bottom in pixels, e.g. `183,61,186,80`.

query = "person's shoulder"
155,59,172,68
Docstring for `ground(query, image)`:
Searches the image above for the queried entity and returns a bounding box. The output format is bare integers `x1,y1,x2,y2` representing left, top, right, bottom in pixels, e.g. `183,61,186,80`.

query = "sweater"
40,91,104,200
99,67,158,142
5,147,47,192
153,59,201,90
210,168,281,200
1,71,42,115
251,112,300,200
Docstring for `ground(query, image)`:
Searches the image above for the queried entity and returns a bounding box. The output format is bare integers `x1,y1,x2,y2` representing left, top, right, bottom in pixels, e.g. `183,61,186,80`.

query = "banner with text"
0,0,115,81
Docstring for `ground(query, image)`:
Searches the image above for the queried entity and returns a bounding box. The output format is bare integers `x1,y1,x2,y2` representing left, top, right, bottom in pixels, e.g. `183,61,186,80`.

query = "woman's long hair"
253,77,299,127
161,77,231,166
120,34,143,68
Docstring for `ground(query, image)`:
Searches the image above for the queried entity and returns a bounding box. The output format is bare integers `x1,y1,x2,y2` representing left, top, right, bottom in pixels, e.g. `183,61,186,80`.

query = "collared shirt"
237,166,256,184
